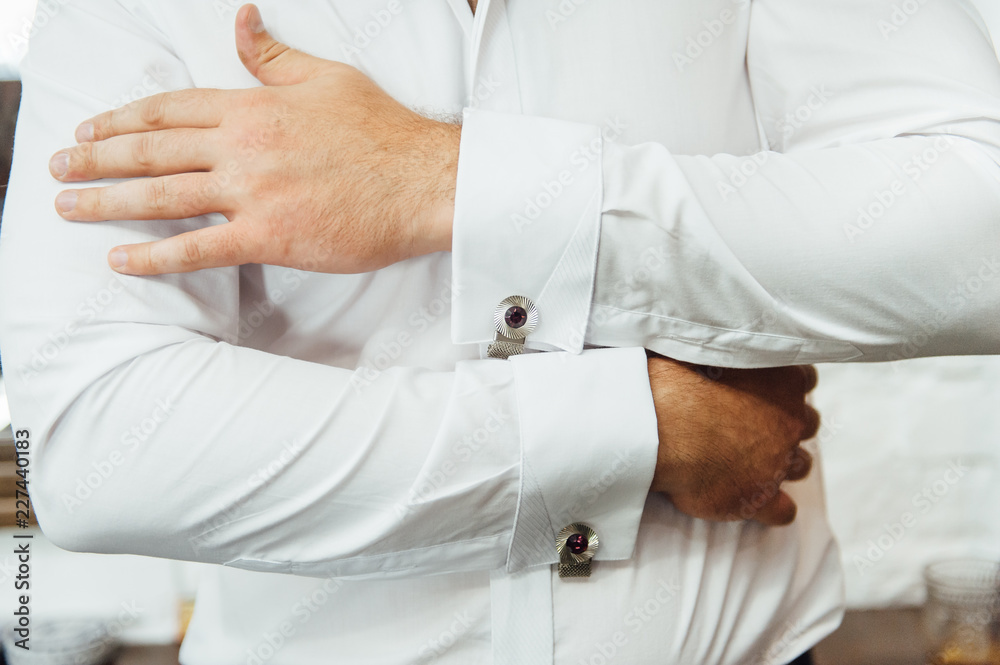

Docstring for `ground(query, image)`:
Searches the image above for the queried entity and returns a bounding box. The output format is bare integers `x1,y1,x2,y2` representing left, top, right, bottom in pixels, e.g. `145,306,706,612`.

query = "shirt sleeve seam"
590,301,849,346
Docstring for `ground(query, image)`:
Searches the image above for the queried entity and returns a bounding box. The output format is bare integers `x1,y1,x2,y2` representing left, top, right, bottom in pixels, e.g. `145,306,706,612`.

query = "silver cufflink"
488,295,538,359
556,522,599,578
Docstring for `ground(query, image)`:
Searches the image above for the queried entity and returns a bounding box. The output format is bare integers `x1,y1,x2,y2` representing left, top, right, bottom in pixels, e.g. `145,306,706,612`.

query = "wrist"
411,120,460,257
647,356,670,494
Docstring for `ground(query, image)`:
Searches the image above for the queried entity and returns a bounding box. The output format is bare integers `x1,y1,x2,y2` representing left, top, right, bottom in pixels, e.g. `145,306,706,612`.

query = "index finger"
78,88,236,143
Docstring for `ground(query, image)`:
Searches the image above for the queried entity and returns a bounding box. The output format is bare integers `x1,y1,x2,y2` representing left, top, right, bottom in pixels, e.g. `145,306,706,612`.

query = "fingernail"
49,152,69,178
55,190,78,213
248,6,265,33
76,122,94,143
109,249,128,269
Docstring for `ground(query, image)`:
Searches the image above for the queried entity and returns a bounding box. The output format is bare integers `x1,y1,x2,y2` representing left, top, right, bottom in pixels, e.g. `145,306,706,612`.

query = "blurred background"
0,2,998,664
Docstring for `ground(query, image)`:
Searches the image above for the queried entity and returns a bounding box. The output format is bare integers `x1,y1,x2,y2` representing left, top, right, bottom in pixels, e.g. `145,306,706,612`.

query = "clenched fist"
647,354,820,526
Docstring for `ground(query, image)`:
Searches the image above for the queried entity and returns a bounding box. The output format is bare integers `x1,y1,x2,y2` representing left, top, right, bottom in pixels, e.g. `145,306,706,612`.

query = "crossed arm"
43,4,818,528
8,0,999,575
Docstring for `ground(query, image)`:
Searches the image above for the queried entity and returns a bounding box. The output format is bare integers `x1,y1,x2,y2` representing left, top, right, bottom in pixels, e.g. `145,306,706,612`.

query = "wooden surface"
0,432,37,528
114,644,182,665
0,80,20,220
814,608,928,665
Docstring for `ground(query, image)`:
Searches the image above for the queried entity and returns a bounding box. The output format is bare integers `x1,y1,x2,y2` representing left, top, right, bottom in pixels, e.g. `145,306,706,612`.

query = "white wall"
814,357,1000,607
0,527,198,643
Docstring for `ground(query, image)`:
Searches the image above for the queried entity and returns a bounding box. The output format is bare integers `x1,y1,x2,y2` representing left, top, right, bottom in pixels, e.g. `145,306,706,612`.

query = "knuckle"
97,114,115,140
93,186,117,217
180,234,203,267
132,132,156,169
138,94,167,127
241,87,272,110
147,179,171,215
190,179,215,212
132,245,153,274
219,230,248,264
326,60,352,75
76,142,98,174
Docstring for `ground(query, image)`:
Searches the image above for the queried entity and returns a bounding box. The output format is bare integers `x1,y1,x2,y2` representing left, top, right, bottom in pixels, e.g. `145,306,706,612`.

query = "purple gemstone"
567,533,588,554
505,306,528,329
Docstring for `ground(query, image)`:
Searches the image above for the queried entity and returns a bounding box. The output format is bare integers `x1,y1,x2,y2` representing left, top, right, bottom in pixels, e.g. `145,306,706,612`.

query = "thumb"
235,4,329,86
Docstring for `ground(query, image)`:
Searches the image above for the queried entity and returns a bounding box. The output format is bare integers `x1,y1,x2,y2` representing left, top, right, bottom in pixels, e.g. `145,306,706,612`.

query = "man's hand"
49,4,459,275
647,355,820,526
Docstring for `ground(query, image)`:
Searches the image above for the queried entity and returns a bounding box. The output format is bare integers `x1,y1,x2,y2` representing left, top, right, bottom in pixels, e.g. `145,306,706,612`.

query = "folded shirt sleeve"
451,0,1000,367
0,1,658,579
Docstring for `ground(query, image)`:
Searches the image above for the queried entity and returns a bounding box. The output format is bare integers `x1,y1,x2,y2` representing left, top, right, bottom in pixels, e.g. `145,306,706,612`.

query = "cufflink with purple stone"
556,523,599,578
488,295,538,359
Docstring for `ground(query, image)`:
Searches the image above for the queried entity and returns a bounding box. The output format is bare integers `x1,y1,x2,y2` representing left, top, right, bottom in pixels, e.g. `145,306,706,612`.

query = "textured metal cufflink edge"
556,522,599,579
488,295,538,359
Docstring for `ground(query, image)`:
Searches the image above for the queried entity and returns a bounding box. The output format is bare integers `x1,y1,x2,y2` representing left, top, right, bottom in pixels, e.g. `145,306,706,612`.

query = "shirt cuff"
452,108,606,354
504,347,659,571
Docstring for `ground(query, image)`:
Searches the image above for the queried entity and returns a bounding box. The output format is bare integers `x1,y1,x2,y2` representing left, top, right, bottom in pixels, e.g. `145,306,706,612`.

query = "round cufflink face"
556,523,599,564
493,295,538,340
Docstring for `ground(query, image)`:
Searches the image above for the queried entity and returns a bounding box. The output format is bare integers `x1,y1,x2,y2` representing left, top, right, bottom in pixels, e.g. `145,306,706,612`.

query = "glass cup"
923,558,1000,665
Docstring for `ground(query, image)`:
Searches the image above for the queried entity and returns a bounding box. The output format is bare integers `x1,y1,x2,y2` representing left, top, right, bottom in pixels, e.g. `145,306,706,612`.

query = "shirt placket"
464,2,554,665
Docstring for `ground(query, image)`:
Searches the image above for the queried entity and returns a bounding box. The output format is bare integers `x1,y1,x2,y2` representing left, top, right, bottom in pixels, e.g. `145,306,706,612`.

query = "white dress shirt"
0,0,997,663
